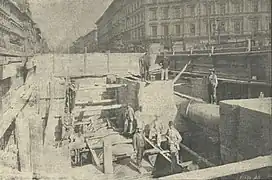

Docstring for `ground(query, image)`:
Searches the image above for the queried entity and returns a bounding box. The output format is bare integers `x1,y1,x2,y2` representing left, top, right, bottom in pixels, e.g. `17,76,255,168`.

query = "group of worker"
139,50,170,82
123,104,182,174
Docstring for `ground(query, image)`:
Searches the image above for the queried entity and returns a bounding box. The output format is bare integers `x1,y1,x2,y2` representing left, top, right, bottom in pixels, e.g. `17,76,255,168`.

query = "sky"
29,0,113,50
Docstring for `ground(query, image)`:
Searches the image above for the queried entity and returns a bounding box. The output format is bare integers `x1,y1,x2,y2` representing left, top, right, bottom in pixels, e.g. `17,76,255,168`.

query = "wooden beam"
103,138,113,174
75,99,116,106
144,137,172,163
179,143,215,167
86,139,132,150
77,84,127,91
89,148,100,166
172,60,191,84
73,104,124,113
159,155,272,180
174,91,205,103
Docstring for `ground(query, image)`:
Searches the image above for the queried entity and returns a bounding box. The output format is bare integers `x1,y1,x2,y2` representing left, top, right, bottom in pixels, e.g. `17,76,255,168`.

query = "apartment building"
96,0,271,51
69,29,98,53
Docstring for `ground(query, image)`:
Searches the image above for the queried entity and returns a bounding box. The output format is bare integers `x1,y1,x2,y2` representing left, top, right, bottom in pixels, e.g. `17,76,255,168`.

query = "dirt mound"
138,81,177,133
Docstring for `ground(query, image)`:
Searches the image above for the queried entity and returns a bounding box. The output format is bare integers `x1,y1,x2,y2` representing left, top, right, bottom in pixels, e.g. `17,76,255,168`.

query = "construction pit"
0,53,271,180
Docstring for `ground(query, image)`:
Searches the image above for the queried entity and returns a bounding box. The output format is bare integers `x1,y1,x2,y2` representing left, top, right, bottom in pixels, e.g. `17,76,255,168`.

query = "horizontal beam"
86,139,132,150
78,84,127,90
73,104,124,113
174,91,205,103
75,99,116,106
159,155,272,180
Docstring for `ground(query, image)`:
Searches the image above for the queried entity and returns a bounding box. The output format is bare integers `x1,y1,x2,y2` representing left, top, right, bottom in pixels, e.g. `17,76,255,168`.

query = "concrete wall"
219,98,272,165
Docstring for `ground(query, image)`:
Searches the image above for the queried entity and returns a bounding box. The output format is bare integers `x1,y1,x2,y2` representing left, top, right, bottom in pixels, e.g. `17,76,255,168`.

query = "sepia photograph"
0,0,271,179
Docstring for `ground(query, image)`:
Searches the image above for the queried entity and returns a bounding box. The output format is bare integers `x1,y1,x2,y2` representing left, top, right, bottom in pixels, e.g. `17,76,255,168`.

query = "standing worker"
166,121,182,174
149,115,163,148
139,51,151,81
139,55,145,81
123,104,135,134
208,68,218,104
160,50,170,81
133,122,145,173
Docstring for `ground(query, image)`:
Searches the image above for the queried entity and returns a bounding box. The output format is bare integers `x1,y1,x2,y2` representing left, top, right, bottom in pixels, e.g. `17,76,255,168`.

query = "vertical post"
52,49,55,74
107,50,110,73
103,138,113,174
207,0,211,44
84,47,87,74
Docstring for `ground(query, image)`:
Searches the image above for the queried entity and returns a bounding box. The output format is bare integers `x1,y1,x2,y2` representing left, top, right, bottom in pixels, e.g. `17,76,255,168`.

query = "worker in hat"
123,103,135,134
166,121,182,174
149,115,163,148
159,50,170,81
132,121,145,173
208,68,218,104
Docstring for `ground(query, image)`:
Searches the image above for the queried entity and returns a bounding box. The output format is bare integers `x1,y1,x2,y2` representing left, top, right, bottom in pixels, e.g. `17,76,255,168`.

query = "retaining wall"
219,98,272,165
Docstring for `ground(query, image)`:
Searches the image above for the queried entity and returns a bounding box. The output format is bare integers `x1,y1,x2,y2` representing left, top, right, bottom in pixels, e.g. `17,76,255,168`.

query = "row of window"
126,12,145,28
130,27,145,40
149,0,267,20
149,19,263,37
126,0,144,15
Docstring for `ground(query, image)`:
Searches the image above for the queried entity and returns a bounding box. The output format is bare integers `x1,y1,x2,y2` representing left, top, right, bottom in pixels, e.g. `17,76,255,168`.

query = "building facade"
96,0,271,52
69,29,98,53
0,0,47,55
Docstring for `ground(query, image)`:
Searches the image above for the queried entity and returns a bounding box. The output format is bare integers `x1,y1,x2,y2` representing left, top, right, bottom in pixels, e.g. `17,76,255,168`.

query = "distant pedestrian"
54,119,63,148
208,68,218,104
133,123,145,173
160,51,170,81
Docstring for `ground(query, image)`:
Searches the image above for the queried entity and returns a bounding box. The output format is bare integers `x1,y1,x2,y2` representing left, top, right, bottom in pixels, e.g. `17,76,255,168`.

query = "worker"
139,51,151,81
139,56,145,81
133,122,145,173
149,115,163,148
54,119,63,148
160,50,170,81
208,68,218,104
166,121,182,174
123,104,135,134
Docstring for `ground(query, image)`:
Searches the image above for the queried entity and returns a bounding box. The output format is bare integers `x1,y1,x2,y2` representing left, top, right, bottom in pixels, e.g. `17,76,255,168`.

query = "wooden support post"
84,47,87,74
15,112,31,172
103,138,113,174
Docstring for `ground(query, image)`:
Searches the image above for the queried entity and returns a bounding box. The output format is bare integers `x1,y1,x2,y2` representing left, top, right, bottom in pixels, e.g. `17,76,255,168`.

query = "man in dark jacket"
133,123,145,172
208,68,218,104
160,51,170,81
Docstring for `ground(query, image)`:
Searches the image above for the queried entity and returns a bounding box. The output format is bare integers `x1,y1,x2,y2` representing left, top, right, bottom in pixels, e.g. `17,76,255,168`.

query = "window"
163,24,169,36
234,3,241,13
174,7,181,19
251,19,258,33
252,0,258,12
150,9,157,20
206,4,211,15
175,25,181,36
220,22,225,32
220,3,225,14
206,23,210,35
234,21,241,34
190,6,195,16
151,26,157,37
162,7,169,19
190,24,195,35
